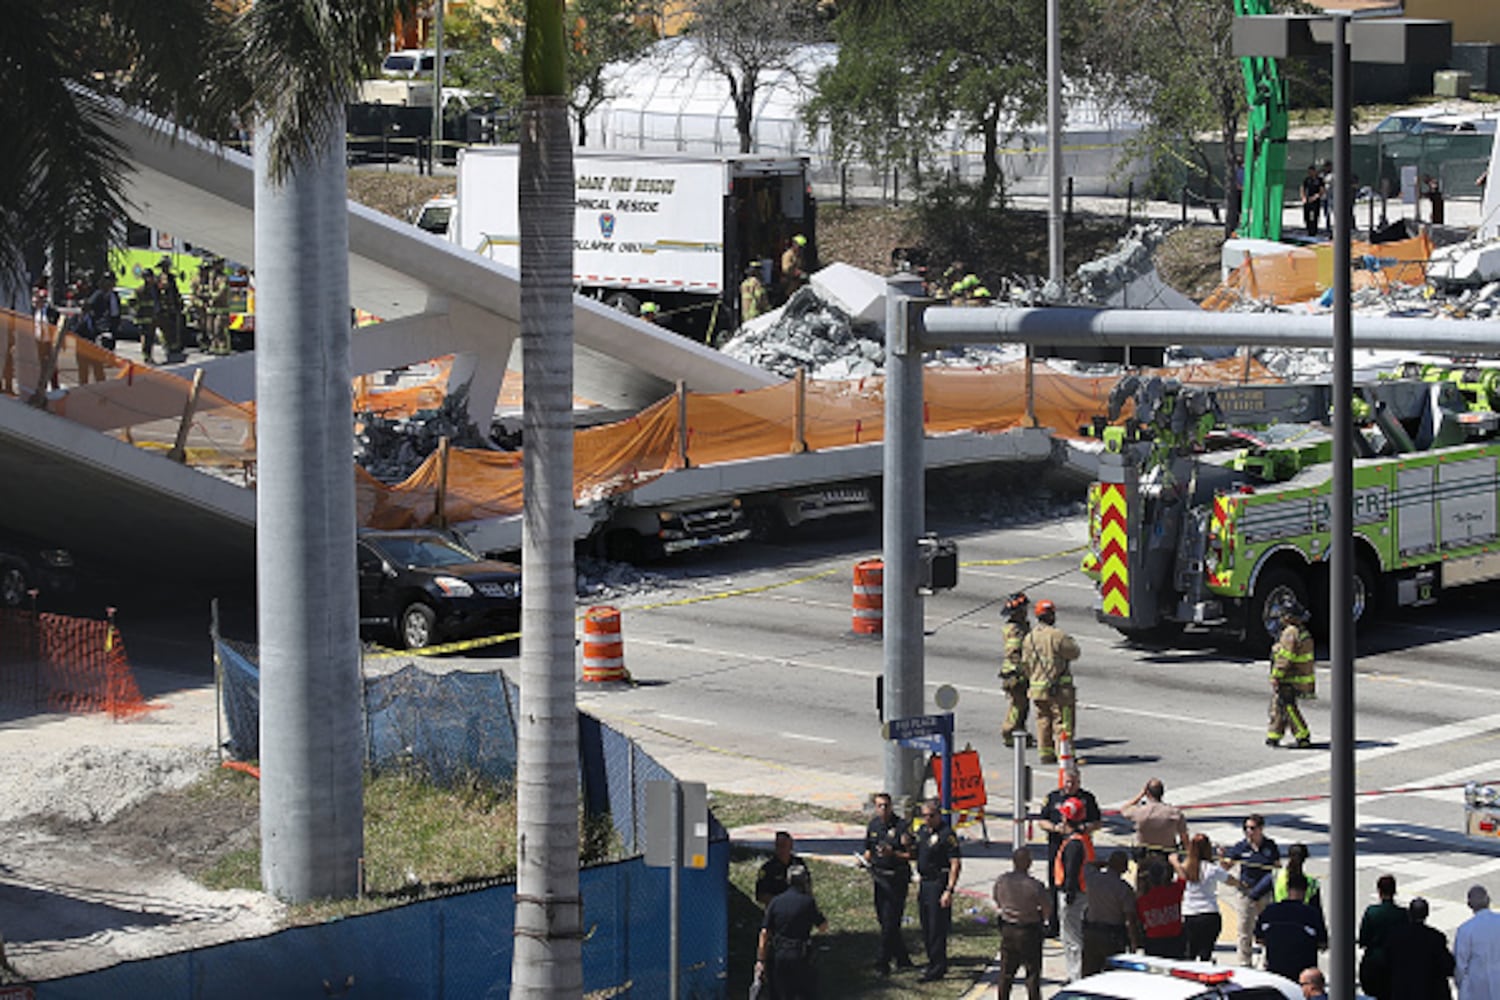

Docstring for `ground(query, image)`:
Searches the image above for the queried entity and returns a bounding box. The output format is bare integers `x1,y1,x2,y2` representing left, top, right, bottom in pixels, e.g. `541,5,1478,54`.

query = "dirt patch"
347,171,453,224
0,679,284,982
46,767,261,882
818,202,1151,288
1155,224,1228,302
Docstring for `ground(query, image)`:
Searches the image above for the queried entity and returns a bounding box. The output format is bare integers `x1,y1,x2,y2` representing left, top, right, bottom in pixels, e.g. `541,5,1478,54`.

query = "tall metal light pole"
883,271,928,808
1328,17,1355,997
431,0,445,171
1229,16,1448,996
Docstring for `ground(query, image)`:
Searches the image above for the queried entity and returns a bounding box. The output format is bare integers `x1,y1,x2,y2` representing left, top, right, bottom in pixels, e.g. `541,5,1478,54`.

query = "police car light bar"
1104,956,1234,985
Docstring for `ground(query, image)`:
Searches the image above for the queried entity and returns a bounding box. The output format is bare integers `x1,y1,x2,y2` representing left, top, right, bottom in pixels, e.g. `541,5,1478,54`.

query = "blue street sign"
896,733,946,753
883,713,953,742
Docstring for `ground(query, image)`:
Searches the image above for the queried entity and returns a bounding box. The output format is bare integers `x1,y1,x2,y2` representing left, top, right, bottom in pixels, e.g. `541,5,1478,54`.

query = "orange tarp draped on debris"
354,359,452,416
4,305,1279,539
361,355,1277,530
1202,233,1432,310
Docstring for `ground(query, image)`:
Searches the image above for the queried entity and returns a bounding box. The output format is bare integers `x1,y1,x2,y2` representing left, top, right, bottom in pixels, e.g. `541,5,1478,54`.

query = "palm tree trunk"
513,0,582,993
254,108,364,902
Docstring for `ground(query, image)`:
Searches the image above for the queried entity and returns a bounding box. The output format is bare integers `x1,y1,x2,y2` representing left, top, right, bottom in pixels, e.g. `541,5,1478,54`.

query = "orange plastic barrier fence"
580,606,629,682
851,559,884,636
354,359,453,416
0,609,151,719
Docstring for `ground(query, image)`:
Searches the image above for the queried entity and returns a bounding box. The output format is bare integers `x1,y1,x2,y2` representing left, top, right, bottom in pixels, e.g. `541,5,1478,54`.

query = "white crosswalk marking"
1172,711,1500,806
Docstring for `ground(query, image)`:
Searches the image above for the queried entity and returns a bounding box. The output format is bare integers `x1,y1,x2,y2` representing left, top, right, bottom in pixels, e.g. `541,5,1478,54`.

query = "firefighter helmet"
1003,591,1029,615
1280,600,1308,623
1035,599,1057,618
1058,796,1085,823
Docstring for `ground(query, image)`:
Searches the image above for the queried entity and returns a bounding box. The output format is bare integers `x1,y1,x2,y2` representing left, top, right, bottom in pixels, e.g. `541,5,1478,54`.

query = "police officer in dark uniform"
915,797,962,982
756,831,807,906
757,863,827,1000
863,792,915,975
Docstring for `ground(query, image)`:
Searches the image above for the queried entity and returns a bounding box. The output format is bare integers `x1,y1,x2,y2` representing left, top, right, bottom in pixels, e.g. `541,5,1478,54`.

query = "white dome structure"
582,37,1149,198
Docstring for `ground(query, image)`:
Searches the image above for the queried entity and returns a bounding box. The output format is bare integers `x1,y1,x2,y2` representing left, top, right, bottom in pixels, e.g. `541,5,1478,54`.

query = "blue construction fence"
32,842,730,1000
31,640,730,998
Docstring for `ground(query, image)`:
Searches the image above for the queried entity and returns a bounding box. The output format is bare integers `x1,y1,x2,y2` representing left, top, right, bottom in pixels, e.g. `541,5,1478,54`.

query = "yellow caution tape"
366,545,1085,658
366,629,522,659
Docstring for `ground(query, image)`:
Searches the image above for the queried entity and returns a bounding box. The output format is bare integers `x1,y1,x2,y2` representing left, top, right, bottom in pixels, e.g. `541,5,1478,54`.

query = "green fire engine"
1082,371,1500,650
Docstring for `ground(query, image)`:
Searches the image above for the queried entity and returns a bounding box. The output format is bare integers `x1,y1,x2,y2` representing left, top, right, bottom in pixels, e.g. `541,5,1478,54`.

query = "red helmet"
1035,599,1056,618
1058,796,1085,823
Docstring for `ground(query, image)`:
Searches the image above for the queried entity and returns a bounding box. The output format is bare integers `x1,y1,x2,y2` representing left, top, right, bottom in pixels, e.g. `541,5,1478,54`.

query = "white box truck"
420,145,817,339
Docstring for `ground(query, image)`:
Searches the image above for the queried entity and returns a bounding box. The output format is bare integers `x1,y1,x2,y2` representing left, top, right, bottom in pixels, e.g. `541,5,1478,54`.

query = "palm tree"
512,0,583,994
240,0,414,904
0,0,245,293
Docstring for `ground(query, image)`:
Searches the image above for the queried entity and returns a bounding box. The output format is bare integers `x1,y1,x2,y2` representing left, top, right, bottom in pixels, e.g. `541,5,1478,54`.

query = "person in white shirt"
1179,833,1240,961
1455,884,1500,1000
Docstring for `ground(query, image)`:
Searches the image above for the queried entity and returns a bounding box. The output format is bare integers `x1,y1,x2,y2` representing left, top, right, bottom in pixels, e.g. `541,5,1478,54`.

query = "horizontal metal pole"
920,305,1500,355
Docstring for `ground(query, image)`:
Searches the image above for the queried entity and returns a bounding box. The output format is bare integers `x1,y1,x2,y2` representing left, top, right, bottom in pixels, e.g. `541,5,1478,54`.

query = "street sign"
882,713,952,742
895,733,946,753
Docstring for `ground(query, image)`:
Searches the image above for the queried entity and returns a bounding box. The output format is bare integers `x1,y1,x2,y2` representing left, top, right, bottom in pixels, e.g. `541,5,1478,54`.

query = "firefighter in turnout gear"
1001,591,1033,748
1267,601,1315,748
1023,599,1080,765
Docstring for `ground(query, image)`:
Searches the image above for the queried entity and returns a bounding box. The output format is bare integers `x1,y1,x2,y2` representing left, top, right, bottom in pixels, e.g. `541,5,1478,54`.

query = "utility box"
1434,69,1472,99
917,535,958,594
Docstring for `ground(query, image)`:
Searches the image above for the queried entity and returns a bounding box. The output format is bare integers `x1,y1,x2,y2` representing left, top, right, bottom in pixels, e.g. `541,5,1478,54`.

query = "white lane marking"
1363,671,1500,701
656,713,715,727
1076,698,1265,734
1172,711,1500,806
780,732,837,744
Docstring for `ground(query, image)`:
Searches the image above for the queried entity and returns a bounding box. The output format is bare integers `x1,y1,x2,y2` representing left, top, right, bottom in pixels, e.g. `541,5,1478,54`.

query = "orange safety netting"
0,609,152,719
2,309,257,474
1202,233,1433,310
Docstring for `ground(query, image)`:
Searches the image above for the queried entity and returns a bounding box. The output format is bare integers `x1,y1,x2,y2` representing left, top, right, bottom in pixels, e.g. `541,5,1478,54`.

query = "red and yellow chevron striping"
1098,483,1129,617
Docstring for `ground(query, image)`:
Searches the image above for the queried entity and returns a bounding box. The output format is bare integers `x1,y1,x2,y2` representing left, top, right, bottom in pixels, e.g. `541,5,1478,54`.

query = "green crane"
1236,0,1288,240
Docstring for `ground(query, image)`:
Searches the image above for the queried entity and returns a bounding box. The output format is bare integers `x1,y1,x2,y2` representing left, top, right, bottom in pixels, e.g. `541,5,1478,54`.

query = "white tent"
581,38,1150,197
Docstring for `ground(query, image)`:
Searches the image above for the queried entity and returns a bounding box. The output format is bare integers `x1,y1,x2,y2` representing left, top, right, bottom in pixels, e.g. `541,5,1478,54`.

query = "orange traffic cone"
1056,728,1073,787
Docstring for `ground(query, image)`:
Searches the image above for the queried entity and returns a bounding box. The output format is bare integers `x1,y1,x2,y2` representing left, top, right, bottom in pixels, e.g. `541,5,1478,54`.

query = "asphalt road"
542,513,1500,938
91,502,1500,943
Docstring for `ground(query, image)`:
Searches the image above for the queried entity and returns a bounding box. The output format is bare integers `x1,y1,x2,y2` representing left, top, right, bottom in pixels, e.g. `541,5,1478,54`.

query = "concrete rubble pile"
1074,222,1168,303
354,383,489,484
721,228,1188,378
720,285,885,380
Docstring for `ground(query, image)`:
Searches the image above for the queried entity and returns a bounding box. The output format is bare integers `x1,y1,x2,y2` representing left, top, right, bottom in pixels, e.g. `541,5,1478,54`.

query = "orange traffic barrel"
851,559,884,636
581,606,630,683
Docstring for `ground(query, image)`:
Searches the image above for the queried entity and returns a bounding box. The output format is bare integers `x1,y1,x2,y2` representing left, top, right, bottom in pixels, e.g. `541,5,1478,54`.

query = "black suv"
357,530,521,650
0,531,76,609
